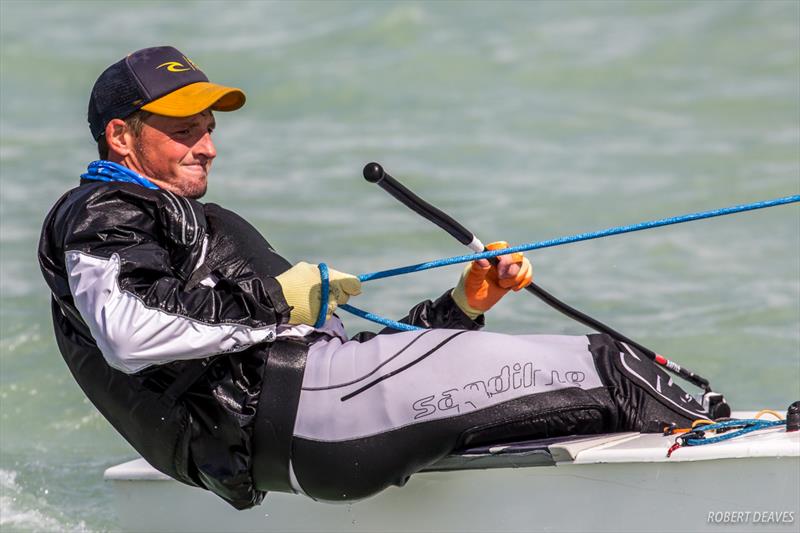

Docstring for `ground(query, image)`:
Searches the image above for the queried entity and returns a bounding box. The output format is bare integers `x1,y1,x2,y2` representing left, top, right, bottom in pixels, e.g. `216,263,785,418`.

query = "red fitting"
666,442,681,458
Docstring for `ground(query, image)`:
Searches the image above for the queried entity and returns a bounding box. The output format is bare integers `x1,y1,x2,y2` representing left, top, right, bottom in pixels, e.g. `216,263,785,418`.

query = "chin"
185,184,208,199
179,177,208,199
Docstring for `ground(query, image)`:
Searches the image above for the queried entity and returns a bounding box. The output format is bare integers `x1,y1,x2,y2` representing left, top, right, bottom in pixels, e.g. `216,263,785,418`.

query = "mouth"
183,163,208,178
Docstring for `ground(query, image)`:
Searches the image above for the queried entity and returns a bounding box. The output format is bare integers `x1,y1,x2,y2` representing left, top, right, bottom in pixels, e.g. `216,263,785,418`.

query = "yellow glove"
276,261,362,326
451,241,533,319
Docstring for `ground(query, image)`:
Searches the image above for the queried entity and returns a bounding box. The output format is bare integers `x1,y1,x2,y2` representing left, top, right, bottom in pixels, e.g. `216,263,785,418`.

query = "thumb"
338,275,362,297
329,268,362,297
464,261,490,291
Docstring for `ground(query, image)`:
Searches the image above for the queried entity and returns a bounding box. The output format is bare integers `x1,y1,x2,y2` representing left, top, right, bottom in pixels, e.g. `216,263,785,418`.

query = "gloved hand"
276,261,362,326
451,241,533,319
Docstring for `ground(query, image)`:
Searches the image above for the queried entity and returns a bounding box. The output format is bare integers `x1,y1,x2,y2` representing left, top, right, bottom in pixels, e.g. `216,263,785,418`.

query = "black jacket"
39,179,482,509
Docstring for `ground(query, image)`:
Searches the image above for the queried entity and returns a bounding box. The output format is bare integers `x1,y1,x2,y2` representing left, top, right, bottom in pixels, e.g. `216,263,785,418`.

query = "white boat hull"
105,412,800,532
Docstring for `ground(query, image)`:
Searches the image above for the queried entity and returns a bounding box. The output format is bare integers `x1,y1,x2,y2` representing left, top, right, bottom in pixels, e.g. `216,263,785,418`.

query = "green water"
1,1,798,530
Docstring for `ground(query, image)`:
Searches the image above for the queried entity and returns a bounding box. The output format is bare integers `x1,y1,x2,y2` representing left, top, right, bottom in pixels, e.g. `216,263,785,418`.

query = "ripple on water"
0,469,91,533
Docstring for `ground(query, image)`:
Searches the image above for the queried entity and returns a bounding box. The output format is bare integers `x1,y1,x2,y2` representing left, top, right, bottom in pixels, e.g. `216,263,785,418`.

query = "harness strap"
252,339,308,493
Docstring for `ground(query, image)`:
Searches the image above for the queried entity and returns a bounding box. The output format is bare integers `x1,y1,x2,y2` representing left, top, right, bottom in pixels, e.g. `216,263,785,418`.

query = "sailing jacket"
38,178,482,509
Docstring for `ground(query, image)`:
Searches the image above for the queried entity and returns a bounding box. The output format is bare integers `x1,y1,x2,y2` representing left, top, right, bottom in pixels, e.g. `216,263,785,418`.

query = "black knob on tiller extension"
363,162,385,183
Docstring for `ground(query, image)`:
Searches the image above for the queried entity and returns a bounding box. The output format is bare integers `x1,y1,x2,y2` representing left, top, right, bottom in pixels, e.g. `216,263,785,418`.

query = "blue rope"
315,263,330,328
356,195,800,283
339,194,799,330
683,419,785,446
338,304,423,331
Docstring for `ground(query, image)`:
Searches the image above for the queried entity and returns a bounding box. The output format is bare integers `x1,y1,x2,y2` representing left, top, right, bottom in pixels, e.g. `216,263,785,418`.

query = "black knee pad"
455,386,619,447
588,334,716,432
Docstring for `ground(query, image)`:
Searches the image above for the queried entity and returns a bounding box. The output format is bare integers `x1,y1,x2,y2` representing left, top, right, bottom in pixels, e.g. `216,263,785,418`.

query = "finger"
497,257,531,289
496,250,524,265
486,242,523,266
338,276,362,296
485,241,509,251
512,259,533,291
497,272,519,289
464,263,489,291
496,256,521,280
475,258,491,269
329,268,362,296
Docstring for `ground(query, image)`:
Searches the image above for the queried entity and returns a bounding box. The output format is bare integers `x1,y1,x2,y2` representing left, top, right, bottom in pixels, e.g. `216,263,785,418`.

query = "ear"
104,118,135,158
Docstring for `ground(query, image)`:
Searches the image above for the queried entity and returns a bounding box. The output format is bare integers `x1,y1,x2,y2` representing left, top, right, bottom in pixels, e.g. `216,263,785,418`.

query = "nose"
194,131,217,161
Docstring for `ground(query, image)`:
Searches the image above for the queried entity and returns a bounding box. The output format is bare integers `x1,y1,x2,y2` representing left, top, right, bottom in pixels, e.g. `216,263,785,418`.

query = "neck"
109,153,147,178
107,154,174,194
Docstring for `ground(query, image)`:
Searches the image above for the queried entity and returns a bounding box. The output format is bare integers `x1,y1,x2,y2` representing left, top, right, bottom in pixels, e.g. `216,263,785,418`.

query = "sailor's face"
131,111,217,199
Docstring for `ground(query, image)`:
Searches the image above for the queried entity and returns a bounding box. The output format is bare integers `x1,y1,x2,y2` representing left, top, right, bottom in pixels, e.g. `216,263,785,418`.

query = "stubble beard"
181,178,208,200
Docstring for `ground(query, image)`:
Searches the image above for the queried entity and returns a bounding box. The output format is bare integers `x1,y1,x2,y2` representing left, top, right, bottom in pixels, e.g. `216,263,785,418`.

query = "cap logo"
156,61,191,73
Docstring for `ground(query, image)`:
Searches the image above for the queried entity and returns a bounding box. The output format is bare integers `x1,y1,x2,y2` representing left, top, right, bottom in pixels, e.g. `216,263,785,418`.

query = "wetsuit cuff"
436,290,485,330
263,276,292,326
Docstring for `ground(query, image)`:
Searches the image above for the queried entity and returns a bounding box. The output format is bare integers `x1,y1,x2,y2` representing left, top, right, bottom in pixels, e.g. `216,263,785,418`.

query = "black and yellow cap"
88,46,245,140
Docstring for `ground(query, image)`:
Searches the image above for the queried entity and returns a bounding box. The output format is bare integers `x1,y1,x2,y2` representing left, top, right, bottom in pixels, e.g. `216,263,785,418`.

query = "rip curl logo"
157,61,190,72
156,57,198,73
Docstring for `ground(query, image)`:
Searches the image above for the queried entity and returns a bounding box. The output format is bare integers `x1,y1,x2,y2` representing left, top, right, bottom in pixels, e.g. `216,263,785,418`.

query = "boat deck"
105,411,799,532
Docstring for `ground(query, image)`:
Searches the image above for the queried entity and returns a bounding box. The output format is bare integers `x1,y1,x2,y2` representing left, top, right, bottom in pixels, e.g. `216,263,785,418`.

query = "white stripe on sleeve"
65,250,276,374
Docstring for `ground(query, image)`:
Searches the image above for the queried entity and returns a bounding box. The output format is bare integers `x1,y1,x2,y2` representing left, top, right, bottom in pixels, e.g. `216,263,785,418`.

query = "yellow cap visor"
141,82,246,117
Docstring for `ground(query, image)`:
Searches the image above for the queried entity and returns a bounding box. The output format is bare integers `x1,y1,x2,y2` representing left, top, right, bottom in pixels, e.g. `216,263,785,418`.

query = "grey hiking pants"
282,330,711,501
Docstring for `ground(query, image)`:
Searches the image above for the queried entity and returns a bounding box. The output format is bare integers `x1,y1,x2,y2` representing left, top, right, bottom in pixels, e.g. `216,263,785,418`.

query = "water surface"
1,1,798,530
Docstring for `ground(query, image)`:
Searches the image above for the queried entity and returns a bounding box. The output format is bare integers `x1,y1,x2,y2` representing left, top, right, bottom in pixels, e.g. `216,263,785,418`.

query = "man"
39,46,719,509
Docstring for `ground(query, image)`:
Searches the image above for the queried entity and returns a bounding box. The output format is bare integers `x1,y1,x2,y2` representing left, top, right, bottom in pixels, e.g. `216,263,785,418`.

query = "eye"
174,129,190,136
